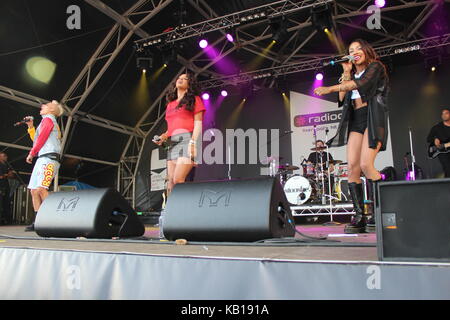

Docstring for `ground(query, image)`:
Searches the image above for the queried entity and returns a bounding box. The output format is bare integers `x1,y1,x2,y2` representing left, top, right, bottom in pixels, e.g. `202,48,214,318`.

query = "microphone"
152,135,161,142
14,116,34,127
323,55,355,67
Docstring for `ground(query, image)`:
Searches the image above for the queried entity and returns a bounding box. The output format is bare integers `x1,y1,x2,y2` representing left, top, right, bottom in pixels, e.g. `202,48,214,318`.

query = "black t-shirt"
427,122,450,144
307,152,333,166
0,162,9,188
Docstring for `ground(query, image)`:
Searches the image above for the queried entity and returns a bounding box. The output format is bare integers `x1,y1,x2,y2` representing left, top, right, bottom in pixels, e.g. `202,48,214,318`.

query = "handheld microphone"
152,135,161,142
14,116,34,127
323,55,355,67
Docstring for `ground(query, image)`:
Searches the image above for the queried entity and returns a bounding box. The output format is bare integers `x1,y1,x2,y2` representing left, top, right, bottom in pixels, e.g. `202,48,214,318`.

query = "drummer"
306,140,335,173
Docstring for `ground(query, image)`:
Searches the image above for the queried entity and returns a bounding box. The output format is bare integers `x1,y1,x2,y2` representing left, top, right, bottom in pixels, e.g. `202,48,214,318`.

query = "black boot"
344,182,366,233
365,179,380,233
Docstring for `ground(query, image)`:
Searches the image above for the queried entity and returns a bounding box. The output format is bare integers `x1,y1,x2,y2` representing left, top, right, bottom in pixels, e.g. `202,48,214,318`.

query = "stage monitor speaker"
35,188,145,239
163,177,295,242
376,178,450,262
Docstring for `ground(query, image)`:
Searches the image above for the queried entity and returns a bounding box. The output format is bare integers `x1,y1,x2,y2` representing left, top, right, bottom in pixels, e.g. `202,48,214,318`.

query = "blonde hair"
51,100,65,117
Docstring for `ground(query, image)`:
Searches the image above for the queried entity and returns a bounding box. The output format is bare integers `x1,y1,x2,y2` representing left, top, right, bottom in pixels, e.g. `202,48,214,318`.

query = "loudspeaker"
35,188,145,238
163,177,295,242
376,178,450,262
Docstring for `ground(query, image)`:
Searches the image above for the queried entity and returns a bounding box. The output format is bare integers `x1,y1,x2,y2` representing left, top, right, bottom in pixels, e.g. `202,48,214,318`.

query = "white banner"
289,91,393,172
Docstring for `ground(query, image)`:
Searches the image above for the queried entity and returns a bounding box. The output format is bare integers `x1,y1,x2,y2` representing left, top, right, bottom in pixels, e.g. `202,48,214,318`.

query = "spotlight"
221,90,228,97
199,39,208,49
375,0,386,8
136,57,153,73
226,33,234,42
162,45,178,66
315,72,324,81
201,92,210,100
270,16,288,44
311,4,334,33
424,54,442,72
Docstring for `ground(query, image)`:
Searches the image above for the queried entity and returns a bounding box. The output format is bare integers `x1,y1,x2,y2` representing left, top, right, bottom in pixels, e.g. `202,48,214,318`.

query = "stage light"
221,90,228,97
142,69,146,73
25,57,57,84
199,39,208,49
431,66,436,72
315,72,324,81
163,63,168,68
226,33,234,42
375,0,386,8
270,16,288,44
311,4,334,33
201,92,210,100
425,54,442,72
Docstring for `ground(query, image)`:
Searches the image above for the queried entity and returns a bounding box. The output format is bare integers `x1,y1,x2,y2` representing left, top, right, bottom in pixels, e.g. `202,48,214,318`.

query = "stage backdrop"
289,91,394,171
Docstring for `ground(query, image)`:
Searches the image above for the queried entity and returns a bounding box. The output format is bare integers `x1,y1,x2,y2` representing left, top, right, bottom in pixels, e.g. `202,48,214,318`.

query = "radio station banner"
289,91,393,172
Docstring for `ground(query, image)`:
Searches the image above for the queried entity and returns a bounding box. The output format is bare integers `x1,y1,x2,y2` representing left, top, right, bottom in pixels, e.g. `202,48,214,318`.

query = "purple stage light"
226,33,234,42
199,39,208,49
375,0,386,8
201,92,210,100
221,90,228,97
315,73,324,81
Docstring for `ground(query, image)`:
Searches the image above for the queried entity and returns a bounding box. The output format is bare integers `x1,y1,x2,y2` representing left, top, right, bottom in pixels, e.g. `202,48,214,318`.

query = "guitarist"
427,108,450,177
0,152,13,224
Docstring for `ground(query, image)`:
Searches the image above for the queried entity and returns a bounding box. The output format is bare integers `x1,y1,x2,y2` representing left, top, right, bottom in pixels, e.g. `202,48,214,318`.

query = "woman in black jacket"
314,39,389,233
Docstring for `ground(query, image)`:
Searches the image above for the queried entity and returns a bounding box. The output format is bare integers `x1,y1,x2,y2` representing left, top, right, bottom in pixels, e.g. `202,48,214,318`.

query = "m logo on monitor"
199,190,231,208
57,197,80,212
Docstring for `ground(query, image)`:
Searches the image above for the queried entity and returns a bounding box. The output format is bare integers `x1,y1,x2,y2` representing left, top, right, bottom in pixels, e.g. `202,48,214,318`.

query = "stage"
1,222,449,300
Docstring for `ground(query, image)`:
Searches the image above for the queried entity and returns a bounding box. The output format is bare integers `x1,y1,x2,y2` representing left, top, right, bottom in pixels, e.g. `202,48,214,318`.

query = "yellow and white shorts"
28,157,59,190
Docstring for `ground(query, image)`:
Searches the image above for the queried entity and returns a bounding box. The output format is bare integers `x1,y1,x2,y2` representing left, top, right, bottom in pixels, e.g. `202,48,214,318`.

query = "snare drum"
283,175,317,205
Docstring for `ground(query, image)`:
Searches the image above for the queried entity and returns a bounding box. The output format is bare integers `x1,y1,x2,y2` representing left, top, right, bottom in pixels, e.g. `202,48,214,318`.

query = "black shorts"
349,106,368,134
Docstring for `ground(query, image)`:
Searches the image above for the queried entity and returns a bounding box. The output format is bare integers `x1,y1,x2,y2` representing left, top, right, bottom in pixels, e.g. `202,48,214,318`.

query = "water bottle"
158,209,165,239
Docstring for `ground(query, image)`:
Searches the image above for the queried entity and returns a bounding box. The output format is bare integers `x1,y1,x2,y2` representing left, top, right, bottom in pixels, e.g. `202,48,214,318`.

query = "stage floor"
0,223,377,262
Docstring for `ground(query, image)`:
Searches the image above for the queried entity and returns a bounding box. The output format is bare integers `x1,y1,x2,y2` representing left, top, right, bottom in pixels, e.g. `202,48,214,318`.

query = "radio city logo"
57,197,80,212
294,111,342,127
199,189,232,208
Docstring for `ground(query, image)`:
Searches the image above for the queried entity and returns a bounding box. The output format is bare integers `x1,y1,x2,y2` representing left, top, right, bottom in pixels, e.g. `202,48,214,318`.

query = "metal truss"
134,0,332,49
290,203,355,216
198,33,450,88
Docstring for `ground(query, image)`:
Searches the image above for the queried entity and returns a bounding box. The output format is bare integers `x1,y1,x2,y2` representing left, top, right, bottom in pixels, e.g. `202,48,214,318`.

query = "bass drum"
283,175,317,205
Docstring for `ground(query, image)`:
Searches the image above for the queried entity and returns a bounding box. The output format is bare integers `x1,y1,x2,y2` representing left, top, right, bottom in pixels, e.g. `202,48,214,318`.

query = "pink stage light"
199,39,208,49
315,72,324,81
375,0,386,8
226,33,234,42
201,92,210,100
221,90,228,97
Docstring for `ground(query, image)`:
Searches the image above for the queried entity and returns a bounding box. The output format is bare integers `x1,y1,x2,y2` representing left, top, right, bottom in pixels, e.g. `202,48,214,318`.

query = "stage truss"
0,0,449,207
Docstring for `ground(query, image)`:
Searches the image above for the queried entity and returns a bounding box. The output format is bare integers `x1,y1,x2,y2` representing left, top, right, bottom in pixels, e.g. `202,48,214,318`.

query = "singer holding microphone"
154,73,205,196
314,39,389,233
23,100,64,231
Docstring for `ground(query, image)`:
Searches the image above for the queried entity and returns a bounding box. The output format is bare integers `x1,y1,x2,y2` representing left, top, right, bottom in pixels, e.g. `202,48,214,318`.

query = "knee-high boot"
344,182,366,233
365,179,380,233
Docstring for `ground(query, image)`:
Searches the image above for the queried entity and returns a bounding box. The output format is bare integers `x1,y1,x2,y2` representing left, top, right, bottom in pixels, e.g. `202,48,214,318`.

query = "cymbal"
278,165,299,171
310,146,327,151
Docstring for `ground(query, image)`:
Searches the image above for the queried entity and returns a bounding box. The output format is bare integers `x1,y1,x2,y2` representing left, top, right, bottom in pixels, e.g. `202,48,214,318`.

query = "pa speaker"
163,177,295,242
376,178,450,262
35,188,145,238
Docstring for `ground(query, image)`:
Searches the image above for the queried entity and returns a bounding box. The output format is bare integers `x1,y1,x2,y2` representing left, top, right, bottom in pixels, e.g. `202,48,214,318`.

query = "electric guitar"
427,142,450,159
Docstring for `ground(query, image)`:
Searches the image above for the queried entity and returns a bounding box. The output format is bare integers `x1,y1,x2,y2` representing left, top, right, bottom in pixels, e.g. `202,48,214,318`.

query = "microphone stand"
323,128,340,226
408,127,416,180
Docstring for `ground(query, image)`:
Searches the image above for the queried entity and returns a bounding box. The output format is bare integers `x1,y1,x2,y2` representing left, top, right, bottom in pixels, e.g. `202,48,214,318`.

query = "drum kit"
266,146,350,206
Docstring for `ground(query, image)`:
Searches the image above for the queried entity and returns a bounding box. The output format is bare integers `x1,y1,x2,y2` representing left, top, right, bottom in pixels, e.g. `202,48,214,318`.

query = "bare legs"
346,128,382,183
166,157,195,196
30,187,49,212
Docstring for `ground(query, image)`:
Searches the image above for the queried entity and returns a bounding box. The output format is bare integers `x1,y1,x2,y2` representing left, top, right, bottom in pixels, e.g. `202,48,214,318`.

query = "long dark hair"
166,72,202,112
348,38,387,75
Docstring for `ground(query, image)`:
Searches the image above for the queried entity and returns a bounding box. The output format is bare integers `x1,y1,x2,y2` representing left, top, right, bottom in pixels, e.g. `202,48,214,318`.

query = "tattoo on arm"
339,80,357,92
